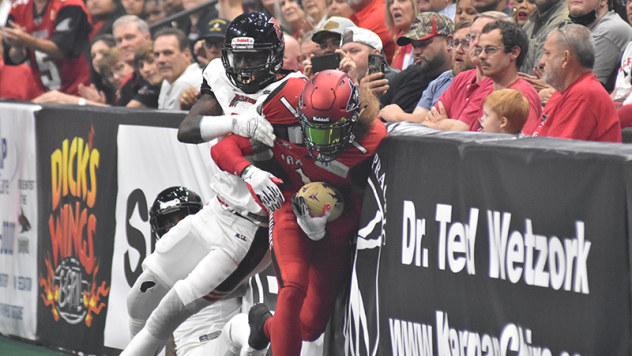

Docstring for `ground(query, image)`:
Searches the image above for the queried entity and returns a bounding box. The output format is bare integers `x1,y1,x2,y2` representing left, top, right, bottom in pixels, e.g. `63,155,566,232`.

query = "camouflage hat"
397,12,454,46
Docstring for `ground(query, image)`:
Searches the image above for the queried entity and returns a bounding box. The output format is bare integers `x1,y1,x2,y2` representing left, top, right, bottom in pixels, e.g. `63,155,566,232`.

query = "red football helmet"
298,70,360,162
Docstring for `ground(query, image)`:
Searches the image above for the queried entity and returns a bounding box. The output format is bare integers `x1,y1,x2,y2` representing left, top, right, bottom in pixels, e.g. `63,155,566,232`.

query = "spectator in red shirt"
2,0,92,96
385,0,418,70
533,24,621,142
467,20,542,134
348,0,397,62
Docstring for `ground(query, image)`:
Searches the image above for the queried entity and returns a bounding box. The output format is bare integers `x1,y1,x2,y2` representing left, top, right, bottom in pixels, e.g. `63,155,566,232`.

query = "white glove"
231,106,276,147
291,195,331,241
242,165,284,212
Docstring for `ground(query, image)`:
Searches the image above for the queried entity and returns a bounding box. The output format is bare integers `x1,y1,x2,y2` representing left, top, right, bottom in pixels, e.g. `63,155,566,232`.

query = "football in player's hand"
295,182,345,222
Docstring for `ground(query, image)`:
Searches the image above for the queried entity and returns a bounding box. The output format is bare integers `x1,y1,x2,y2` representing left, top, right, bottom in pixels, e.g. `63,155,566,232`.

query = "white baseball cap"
341,27,383,51
312,17,357,43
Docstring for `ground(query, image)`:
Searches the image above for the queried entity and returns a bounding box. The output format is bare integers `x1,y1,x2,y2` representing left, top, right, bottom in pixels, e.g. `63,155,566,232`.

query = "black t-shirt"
379,64,435,114
115,72,160,108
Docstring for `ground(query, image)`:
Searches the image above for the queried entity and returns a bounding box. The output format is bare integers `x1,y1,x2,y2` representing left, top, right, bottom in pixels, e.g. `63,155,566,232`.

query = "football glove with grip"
231,105,276,147
199,105,276,147
242,165,284,212
291,195,331,241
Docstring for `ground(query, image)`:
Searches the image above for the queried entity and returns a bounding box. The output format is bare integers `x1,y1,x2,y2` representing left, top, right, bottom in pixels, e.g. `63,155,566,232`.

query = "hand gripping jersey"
203,58,307,215
7,0,92,95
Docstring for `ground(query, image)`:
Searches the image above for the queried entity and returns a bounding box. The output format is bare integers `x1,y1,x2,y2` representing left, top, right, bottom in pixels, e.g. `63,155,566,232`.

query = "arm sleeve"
49,5,92,58
210,134,255,176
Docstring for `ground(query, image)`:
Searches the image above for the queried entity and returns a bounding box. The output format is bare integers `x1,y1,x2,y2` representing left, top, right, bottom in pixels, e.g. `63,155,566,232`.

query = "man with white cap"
341,27,399,84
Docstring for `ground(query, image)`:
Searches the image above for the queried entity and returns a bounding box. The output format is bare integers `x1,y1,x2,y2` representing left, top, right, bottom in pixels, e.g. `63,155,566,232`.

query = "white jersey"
202,59,306,215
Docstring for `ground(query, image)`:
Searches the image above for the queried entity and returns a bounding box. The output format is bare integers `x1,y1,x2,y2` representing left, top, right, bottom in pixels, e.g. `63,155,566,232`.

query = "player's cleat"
247,303,272,350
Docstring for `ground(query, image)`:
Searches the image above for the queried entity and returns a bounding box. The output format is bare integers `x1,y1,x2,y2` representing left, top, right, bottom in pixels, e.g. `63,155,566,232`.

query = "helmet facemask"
300,111,359,162
222,46,279,93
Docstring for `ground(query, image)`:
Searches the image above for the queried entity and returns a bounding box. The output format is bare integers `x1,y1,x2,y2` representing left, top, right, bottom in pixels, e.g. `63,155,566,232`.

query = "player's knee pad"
145,288,193,341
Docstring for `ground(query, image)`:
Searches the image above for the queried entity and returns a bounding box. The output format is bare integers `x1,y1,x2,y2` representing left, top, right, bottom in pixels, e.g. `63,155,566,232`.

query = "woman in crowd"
328,0,354,19
122,0,146,17
82,34,118,104
455,0,478,24
302,0,329,28
87,0,127,39
511,0,536,27
98,48,135,95
278,0,312,37
386,0,418,70
143,0,165,24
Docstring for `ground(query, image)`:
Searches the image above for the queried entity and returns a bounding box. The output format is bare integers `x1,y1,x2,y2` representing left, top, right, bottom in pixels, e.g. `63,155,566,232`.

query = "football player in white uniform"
121,11,306,356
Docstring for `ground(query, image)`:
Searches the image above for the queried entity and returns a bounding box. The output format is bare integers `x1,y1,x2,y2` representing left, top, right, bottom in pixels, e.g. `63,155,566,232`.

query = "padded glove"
242,165,284,212
231,106,276,147
291,195,331,241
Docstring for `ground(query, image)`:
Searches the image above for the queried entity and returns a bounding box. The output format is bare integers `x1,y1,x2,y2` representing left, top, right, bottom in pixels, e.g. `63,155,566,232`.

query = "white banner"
0,103,40,340
104,125,218,350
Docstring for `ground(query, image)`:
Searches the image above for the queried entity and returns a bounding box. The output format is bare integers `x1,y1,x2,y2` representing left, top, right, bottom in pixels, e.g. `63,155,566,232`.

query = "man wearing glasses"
468,20,542,133
413,12,508,130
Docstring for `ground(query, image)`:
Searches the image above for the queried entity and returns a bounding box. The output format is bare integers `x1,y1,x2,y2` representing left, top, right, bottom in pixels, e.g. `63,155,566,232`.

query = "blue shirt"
416,69,455,109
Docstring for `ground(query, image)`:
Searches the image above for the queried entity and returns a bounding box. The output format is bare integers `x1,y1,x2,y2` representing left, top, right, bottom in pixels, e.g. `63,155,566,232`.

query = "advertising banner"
36,107,118,354
0,103,40,340
104,125,217,350
346,125,632,356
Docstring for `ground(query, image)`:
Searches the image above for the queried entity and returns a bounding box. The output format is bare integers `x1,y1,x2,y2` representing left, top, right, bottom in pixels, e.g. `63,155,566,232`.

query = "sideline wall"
2,103,632,356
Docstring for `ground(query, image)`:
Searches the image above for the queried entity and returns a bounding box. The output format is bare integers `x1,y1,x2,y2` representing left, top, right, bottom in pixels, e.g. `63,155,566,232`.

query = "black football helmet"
221,12,285,94
149,187,203,239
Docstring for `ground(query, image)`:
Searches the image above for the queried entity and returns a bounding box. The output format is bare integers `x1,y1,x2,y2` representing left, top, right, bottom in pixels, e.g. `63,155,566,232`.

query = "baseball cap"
312,17,357,44
201,18,229,39
341,27,383,51
397,12,454,46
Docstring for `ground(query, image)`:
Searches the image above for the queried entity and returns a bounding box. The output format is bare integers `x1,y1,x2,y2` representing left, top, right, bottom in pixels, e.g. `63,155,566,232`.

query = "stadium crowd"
1,0,631,141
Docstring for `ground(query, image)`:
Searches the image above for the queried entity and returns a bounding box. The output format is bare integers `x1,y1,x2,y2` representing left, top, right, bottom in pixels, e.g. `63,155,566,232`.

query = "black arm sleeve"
49,5,92,58
200,76,214,96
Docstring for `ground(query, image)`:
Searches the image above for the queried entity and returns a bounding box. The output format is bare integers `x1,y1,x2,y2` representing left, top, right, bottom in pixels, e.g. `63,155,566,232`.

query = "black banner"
346,124,632,356
36,106,119,353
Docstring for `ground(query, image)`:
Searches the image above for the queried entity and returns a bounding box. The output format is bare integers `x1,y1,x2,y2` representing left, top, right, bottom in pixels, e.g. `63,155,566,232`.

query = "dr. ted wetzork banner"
346,125,632,356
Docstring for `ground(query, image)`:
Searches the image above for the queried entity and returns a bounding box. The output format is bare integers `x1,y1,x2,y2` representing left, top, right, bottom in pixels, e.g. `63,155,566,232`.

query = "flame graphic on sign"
39,255,110,326
39,256,60,321
82,263,110,327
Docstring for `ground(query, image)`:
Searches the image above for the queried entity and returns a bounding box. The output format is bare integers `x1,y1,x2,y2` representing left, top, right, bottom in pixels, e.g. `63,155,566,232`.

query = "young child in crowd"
479,89,529,134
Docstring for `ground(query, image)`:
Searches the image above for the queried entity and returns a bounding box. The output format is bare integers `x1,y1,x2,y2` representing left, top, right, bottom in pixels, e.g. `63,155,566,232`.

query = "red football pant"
264,192,358,356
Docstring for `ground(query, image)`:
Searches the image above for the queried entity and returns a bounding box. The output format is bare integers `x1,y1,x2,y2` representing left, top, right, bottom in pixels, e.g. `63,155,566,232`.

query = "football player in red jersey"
210,70,387,356
2,0,92,96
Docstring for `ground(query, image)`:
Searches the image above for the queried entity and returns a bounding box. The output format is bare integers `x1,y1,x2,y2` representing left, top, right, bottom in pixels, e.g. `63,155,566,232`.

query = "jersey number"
35,50,62,90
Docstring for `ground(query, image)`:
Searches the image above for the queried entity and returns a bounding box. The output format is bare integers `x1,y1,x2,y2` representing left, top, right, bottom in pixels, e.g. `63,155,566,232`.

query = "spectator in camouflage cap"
377,12,454,114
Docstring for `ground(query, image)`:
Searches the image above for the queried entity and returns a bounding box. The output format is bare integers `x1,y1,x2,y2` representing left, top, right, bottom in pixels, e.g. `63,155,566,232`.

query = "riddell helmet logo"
312,116,330,122
232,37,255,50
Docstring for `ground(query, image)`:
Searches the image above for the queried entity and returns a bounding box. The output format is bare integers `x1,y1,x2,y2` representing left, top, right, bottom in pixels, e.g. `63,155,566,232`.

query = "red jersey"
212,76,387,205
8,0,92,95
533,73,622,142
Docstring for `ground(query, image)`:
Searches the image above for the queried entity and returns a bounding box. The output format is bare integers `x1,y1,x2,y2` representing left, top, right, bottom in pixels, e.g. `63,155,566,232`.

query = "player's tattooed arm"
178,91,222,144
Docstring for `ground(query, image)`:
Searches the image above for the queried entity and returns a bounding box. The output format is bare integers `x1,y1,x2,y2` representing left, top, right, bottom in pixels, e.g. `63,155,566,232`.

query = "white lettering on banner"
435,204,478,275
487,212,590,294
402,200,427,267
389,311,576,356
389,318,433,356
399,203,592,294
